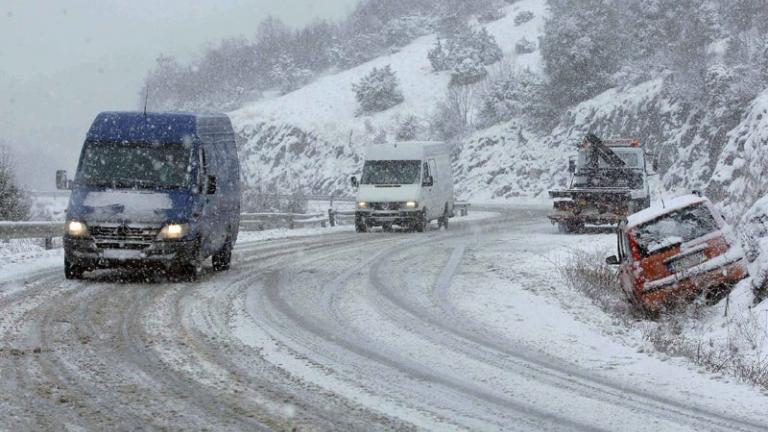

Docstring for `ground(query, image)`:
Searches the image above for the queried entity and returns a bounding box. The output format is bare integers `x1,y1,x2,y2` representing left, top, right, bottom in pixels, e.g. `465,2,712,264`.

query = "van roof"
86,111,232,143
364,141,449,161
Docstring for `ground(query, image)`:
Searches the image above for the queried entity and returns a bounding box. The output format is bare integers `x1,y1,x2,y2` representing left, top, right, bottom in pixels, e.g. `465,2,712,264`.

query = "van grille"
370,202,402,211
90,225,160,243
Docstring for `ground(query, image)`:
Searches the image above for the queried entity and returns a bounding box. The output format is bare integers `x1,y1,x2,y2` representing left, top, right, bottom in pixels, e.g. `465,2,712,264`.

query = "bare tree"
0,145,30,221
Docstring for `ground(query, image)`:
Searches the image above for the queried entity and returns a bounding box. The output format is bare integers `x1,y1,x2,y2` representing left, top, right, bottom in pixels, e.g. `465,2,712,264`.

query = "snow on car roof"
626,194,709,228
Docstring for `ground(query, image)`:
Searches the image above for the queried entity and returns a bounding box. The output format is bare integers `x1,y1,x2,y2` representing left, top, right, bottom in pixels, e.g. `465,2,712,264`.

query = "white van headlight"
66,220,88,237
158,223,190,240
405,201,418,209
357,201,368,209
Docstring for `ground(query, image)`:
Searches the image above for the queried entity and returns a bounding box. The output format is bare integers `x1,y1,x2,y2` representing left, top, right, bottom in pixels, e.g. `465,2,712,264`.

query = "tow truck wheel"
355,221,368,233
382,223,393,232
64,257,85,280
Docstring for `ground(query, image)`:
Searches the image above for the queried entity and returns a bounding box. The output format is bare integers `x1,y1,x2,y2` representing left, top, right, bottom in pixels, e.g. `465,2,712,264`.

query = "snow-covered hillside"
228,0,768,228
229,0,547,197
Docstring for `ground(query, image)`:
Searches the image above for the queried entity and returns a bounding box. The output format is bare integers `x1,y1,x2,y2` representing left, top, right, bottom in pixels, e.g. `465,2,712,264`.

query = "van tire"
64,257,85,280
180,262,201,282
415,209,428,233
212,237,233,272
438,206,449,230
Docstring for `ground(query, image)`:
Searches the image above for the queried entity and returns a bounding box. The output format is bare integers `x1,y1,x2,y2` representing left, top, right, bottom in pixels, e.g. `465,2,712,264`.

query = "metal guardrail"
328,202,471,227
1,203,471,247
240,212,327,231
455,202,471,217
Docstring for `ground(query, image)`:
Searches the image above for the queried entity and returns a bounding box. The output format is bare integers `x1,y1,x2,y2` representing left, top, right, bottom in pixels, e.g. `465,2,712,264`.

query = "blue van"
57,112,241,280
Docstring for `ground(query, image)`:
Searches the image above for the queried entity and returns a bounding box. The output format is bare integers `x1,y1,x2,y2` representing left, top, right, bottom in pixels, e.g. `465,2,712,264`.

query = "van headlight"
158,223,190,240
66,220,88,237
357,201,368,209
405,201,418,209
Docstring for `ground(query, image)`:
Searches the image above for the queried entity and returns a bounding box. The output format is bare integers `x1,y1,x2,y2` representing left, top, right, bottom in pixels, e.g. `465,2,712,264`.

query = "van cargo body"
353,142,454,232
62,112,241,280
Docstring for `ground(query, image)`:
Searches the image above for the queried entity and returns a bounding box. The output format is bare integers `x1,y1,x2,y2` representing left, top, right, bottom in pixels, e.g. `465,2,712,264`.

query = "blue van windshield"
76,141,193,190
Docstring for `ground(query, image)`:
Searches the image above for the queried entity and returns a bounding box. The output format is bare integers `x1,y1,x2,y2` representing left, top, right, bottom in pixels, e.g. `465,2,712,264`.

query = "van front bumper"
356,209,421,226
64,236,198,269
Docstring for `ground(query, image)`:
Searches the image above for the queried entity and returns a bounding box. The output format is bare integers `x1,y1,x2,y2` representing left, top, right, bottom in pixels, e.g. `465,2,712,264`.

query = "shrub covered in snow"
427,25,503,73
352,65,405,114
271,54,313,95
396,115,426,141
514,37,537,54
451,58,489,86
513,10,535,25
476,67,552,129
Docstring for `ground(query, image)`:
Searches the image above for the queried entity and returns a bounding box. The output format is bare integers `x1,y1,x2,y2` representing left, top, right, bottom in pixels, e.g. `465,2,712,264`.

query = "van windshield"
76,141,193,190
632,204,720,256
361,160,421,185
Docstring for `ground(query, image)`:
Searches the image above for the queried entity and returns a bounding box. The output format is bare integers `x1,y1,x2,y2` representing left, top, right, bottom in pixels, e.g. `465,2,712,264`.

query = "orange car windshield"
632,204,719,257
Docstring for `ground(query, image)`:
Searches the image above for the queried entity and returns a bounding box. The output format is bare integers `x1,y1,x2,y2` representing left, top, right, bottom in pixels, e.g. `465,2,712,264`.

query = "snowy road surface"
0,207,766,431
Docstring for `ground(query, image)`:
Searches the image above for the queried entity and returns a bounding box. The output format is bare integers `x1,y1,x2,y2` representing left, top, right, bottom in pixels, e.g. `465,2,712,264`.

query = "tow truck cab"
58,112,241,280
606,195,748,313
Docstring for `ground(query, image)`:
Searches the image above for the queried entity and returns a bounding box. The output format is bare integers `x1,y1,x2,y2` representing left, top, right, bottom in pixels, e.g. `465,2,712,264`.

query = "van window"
428,159,437,180
76,141,192,190
423,162,431,181
361,160,421,185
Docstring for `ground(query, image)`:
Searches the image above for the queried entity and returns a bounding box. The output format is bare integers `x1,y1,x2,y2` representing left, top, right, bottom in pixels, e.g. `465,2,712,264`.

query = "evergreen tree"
352,65,405,114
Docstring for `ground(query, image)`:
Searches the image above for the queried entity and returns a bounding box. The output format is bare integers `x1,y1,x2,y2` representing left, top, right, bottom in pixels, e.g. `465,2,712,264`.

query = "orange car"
606,194,748,313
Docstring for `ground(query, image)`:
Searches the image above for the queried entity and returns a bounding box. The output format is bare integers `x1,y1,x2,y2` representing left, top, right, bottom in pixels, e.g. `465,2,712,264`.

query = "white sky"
0,0,357,189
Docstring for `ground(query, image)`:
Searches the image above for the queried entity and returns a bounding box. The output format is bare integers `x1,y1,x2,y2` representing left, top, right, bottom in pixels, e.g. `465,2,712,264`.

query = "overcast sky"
0,0,357,189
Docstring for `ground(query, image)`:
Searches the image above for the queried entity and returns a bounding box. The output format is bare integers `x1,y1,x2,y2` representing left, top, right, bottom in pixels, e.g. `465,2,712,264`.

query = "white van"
351,141,455,232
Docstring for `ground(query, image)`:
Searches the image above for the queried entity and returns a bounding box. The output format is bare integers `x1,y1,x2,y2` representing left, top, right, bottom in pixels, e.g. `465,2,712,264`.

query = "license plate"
102,249,144,260
668,252,706,274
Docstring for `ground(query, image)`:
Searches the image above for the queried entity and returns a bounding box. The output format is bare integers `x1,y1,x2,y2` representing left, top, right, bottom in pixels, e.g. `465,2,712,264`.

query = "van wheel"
179,262,201,282
355,221,368,233
64,257,85,280
415,209,428,233
438,206,449,230
212,237,233,272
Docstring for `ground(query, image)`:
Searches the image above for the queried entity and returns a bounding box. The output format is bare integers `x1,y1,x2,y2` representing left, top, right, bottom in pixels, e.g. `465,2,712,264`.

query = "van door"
424,159,438,220
199,145,224,255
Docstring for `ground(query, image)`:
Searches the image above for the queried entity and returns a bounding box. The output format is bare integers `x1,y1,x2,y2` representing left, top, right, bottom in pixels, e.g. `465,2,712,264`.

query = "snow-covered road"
0,207,766,431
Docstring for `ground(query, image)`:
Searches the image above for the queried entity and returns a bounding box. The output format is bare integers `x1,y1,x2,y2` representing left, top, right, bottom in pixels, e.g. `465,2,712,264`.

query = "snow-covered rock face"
709,89,768,221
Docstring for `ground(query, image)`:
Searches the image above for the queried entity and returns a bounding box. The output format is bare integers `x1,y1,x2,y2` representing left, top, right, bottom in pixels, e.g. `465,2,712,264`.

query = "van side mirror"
422,175,434,187
206,175,217,195
350,176,358,188
605,255,620,266
56,170,71,190
568,159,576,174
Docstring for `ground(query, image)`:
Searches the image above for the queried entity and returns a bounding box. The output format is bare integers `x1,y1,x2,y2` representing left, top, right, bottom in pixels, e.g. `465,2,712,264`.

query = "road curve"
0,208,766,431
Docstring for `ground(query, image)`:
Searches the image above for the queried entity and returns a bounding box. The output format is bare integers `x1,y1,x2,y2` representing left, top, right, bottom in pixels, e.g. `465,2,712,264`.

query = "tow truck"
548,134,654,233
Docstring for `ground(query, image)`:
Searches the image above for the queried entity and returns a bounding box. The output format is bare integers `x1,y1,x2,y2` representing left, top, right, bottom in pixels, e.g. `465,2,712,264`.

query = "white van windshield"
361,160,421,185
76,141,193,190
